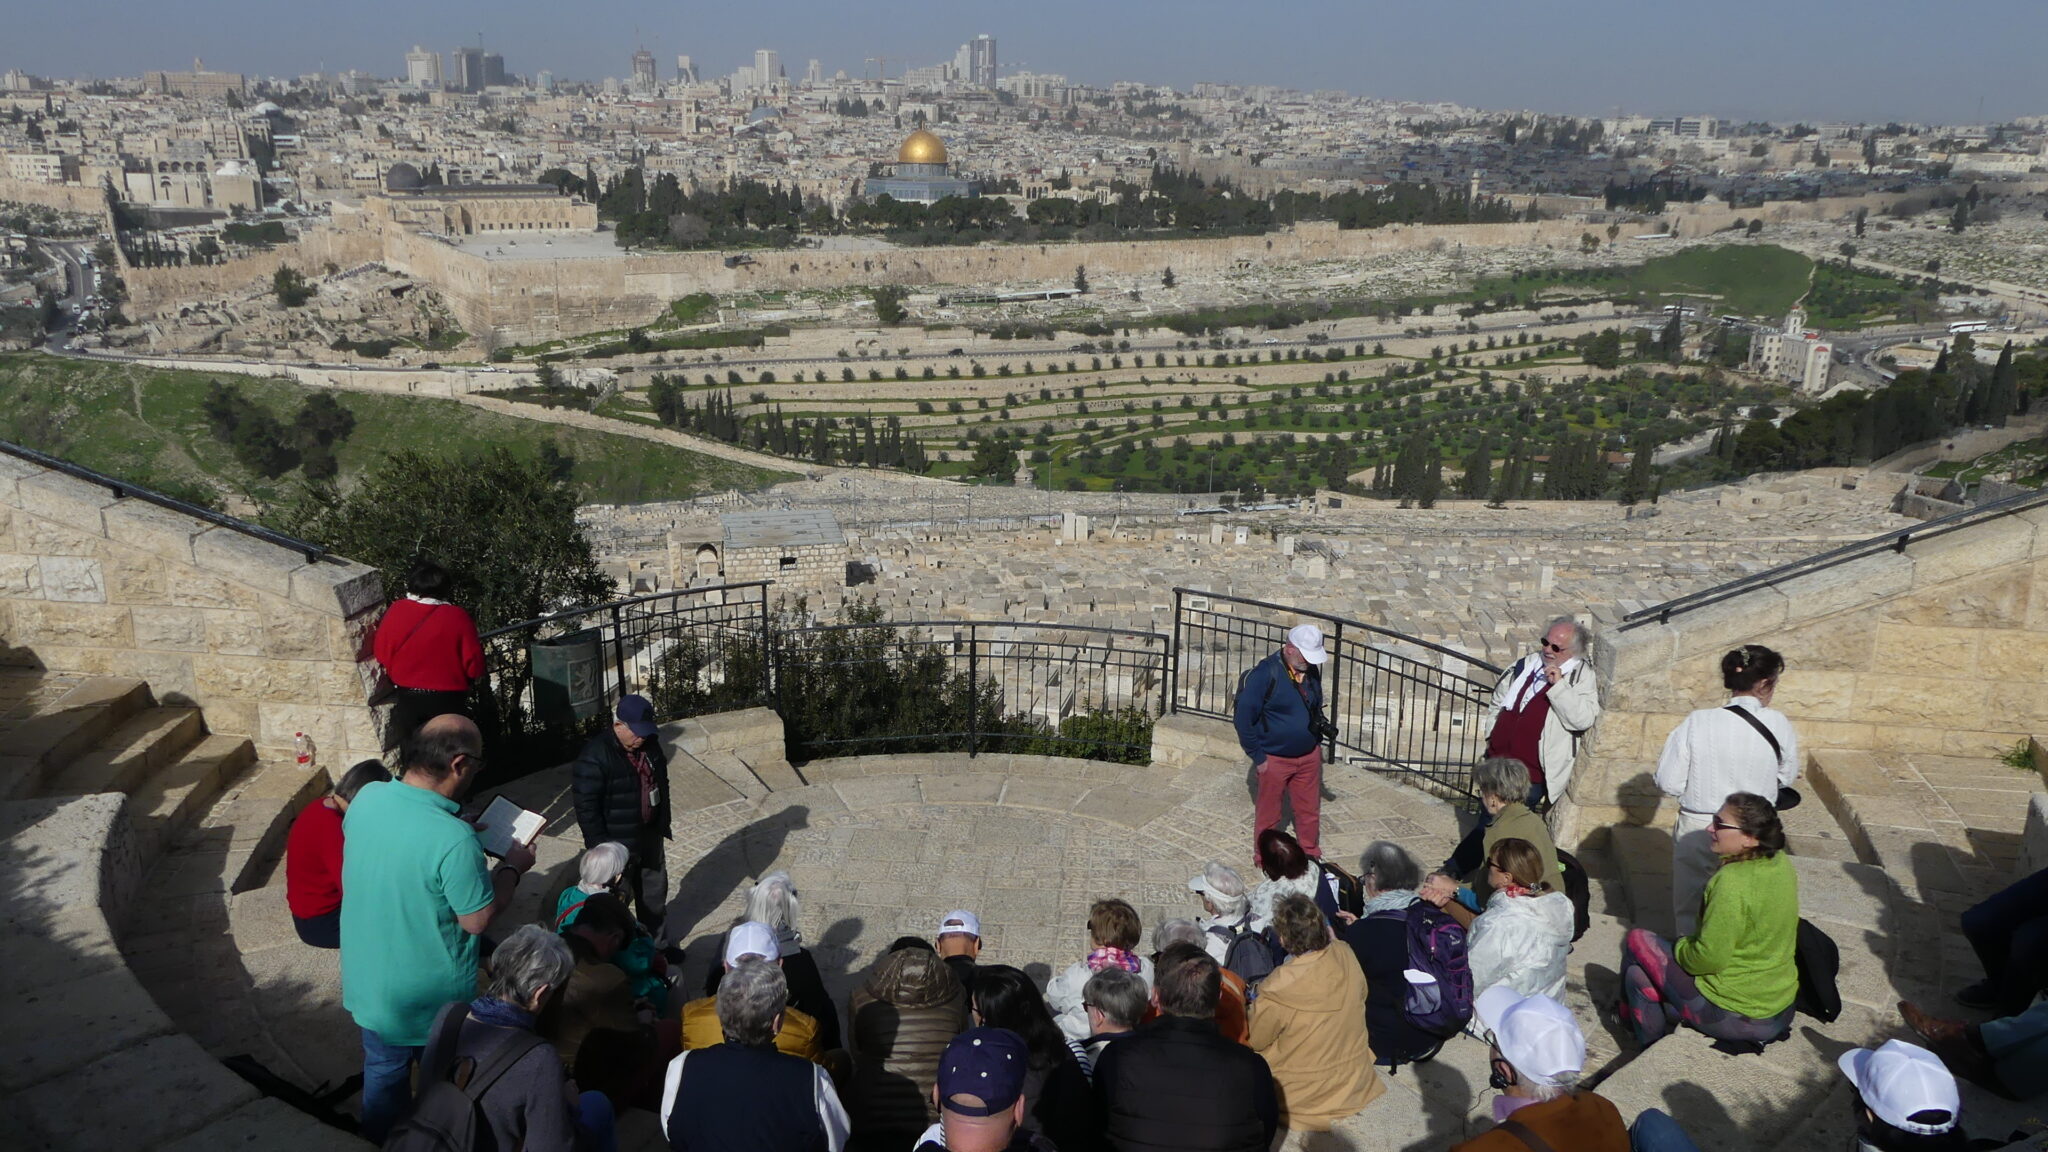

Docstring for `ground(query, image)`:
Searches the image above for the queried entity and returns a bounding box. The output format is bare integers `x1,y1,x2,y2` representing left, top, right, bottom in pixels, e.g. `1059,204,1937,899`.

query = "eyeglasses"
1540,640,1568,653
1708,818,1739,833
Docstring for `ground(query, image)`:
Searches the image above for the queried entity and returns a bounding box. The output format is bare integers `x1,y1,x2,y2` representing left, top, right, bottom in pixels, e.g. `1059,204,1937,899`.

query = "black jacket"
1342,908,1435,1065
572,728,672,847
1092,1015,1277,1152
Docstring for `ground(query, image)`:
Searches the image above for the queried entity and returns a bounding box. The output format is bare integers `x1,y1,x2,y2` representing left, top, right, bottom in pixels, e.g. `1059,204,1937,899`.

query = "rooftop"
722,508,845,551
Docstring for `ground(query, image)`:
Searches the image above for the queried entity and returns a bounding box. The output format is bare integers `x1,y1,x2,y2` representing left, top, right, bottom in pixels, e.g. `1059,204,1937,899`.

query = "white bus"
1948,320,1991,334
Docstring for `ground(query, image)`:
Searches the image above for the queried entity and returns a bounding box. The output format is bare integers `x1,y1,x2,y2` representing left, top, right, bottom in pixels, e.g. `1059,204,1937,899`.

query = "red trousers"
1254,747,1323,860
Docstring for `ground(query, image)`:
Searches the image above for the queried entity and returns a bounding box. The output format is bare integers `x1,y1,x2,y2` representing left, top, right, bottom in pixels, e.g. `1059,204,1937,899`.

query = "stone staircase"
0,668,362,1151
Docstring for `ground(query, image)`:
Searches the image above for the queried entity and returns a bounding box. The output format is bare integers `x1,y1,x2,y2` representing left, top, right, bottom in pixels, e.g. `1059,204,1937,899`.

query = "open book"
475,795,545,859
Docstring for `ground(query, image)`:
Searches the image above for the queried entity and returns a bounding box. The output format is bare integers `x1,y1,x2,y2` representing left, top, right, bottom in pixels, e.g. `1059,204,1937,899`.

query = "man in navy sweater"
1233,623,1329,864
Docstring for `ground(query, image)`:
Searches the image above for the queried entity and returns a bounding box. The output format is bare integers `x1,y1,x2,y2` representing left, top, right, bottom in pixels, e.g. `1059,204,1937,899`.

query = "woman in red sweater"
285,760,390,948
373,561,486,748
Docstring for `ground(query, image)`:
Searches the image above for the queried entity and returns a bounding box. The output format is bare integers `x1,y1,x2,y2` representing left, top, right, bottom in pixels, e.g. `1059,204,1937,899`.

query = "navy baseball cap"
936,1027,1029,1116
615,694,659,739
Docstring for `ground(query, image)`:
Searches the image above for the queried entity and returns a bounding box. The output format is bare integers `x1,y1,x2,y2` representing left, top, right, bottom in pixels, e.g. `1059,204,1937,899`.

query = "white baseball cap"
723,920,781,967
1838,1040,1959,1136
938,909,981,937
1474,986,1584,1087
1286,623,1328,665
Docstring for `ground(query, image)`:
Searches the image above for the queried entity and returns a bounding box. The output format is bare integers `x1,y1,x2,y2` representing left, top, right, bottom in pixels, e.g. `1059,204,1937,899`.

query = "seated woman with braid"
1618,791,1799,1053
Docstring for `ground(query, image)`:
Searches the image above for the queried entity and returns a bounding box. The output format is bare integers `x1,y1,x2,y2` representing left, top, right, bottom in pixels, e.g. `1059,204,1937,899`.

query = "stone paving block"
919,772,1006,805
831,774,923,810
1073,784,1187,829
158,1097,370,1152
996,775,1086,813
13,1034,258,1150
0,967,175,1092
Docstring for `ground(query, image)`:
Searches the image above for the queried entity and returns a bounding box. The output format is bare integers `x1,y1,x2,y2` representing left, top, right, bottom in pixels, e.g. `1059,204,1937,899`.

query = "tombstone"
1538,565,1555,595
1210,522,1225,545
1279,535,1297,557
1233,526,1249,546
1302,555,1328,580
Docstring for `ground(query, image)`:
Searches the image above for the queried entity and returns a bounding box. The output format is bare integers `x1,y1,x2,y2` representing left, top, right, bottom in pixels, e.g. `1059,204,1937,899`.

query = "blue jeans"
1630,1108,1703,1152
1961,866,2048,1015
360,1027,424,1143
578,1090,619,1152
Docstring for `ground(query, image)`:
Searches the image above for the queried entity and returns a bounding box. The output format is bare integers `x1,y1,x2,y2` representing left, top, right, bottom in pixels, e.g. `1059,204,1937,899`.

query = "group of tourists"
276,585,2045,1151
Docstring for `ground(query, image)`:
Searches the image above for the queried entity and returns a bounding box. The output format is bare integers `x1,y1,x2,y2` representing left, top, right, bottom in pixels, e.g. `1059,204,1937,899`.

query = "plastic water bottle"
295,732,316,770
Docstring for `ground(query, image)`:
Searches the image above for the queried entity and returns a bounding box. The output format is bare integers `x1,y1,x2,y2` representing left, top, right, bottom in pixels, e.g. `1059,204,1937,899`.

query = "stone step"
197,760,332,895
1607,822,1677,938
0,676,152,800
41,706,205,799
126,734,258,862
691,748,771,800
1780,789,1865,864
1808,748,2036,898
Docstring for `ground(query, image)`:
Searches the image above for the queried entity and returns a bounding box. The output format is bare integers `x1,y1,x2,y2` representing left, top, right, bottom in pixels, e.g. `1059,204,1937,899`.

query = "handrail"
1,438,334,563
476,580,774,641
1170,586,1504,675
1620,482,2048,629
779,618,1167,642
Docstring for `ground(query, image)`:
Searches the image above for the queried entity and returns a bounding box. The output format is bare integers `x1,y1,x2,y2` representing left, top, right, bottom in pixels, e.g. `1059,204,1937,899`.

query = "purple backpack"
1374,902,1474,1037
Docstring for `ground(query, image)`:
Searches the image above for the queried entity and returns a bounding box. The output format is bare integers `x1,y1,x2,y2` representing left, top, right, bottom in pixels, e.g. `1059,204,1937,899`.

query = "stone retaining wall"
0,458,386,766
1553,503,2048,851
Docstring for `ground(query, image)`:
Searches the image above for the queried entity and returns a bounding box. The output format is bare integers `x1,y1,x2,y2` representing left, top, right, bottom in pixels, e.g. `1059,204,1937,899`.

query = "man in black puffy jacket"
1092,943,1276,1152
572,694,672,934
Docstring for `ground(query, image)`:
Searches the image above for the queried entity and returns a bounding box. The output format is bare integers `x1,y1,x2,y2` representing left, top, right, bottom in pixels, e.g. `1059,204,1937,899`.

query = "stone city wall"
0,175,110,215
122,226,383,313
1553,503,2048,851
0,457,387,767
385,218,1606,345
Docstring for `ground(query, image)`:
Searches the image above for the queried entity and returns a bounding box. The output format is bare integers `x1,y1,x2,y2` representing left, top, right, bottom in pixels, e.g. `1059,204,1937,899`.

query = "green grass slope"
0,353,792,509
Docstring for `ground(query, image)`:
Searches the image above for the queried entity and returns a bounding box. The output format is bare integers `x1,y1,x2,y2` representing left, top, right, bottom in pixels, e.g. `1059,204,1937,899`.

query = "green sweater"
1675,851,1798,1020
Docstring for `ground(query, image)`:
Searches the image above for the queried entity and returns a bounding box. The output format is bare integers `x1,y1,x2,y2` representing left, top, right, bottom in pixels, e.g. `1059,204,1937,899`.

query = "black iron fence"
770,617,1168,763
471,581,1493,794
1171,588,1502,799
472,582,772,782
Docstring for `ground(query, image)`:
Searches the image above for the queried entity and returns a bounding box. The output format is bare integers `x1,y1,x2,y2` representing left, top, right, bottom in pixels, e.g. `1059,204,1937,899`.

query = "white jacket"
1467,890,1574,1003
1488,656,1602,799
1045,954,1155,1043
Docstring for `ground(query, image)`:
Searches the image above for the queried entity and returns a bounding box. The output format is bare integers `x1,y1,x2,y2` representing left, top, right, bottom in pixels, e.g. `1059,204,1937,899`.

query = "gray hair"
717,958,788,1047
1196,861,1248,919
1545,616,1592,658
1083,967,1149,1029
743,870,800,935
1474,756,1532,806
1359,840,1422,894
486,924,574,1008
578,841,630,893
1521,1070,1581,1101
1155,917,1206,951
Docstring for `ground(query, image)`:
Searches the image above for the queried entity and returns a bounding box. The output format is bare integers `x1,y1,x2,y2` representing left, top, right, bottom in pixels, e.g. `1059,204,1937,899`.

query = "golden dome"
898,129,948,165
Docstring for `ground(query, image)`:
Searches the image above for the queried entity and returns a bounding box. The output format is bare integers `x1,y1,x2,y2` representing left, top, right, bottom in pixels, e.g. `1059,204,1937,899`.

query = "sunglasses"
1708,818,1740,833
1540,640,1569,653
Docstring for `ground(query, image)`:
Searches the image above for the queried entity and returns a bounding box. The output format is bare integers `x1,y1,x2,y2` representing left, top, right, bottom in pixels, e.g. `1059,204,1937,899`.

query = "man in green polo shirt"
341,714,535,1142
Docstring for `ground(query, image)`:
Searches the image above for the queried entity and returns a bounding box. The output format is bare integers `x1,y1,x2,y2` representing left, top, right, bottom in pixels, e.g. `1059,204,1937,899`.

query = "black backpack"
1794,918,1842,1023
1211,918,1285,996
1320,859,1366,920
383,1005,548,1152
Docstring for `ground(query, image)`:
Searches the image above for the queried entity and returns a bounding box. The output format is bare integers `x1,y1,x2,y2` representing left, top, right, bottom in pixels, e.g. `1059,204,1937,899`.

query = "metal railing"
1,438,332,563
1619,483,2048,630
1172,588,1501,799
473,581,772,778
770,618,1168,764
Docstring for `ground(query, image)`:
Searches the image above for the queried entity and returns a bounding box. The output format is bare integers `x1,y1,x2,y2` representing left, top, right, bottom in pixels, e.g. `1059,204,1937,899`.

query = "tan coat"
1247,944,1385,1130
1472,801,1564,903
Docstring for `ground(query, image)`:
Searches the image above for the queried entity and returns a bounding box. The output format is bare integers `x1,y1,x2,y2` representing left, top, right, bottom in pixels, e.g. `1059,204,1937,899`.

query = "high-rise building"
804,59,823,86
404,45,442,90
451,46,485,93
632,48,657,92
970,34,997,88
536,70,554,93
753,49,782,89
481,53,506,88
675,55,699,84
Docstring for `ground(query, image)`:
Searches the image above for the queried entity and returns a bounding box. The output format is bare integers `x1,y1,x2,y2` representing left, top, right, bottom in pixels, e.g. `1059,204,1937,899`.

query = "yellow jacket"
678,995,824,1063
1248,944,1385,1130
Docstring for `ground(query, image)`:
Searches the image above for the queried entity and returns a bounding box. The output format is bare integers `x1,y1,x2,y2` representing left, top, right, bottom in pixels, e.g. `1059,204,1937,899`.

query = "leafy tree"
279,446,610,633
1458,435,1493,499
1951,200,1970,233
870,285,909,324
1161,267,1176,289
1746,219,1764,237
272,265,313,308
1074,265,1089,294
1619,431,1657,505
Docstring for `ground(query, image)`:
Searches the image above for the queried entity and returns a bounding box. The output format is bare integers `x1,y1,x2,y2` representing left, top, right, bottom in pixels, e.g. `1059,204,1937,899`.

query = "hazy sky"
13,0,2047,124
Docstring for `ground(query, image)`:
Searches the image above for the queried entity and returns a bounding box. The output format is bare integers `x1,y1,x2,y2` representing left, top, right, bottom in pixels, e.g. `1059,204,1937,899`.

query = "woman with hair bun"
1655,644,1798,935
1619,792,1799,1052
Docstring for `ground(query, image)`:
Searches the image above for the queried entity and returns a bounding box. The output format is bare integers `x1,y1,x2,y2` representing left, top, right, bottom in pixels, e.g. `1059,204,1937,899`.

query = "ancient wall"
122,226,383,313
723,541,847,585
1553,504,2048,849
0,175,110,215
0,457,387,766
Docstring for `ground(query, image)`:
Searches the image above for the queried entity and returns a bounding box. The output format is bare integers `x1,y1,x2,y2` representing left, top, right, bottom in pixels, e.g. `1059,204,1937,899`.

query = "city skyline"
6,0,2047,124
